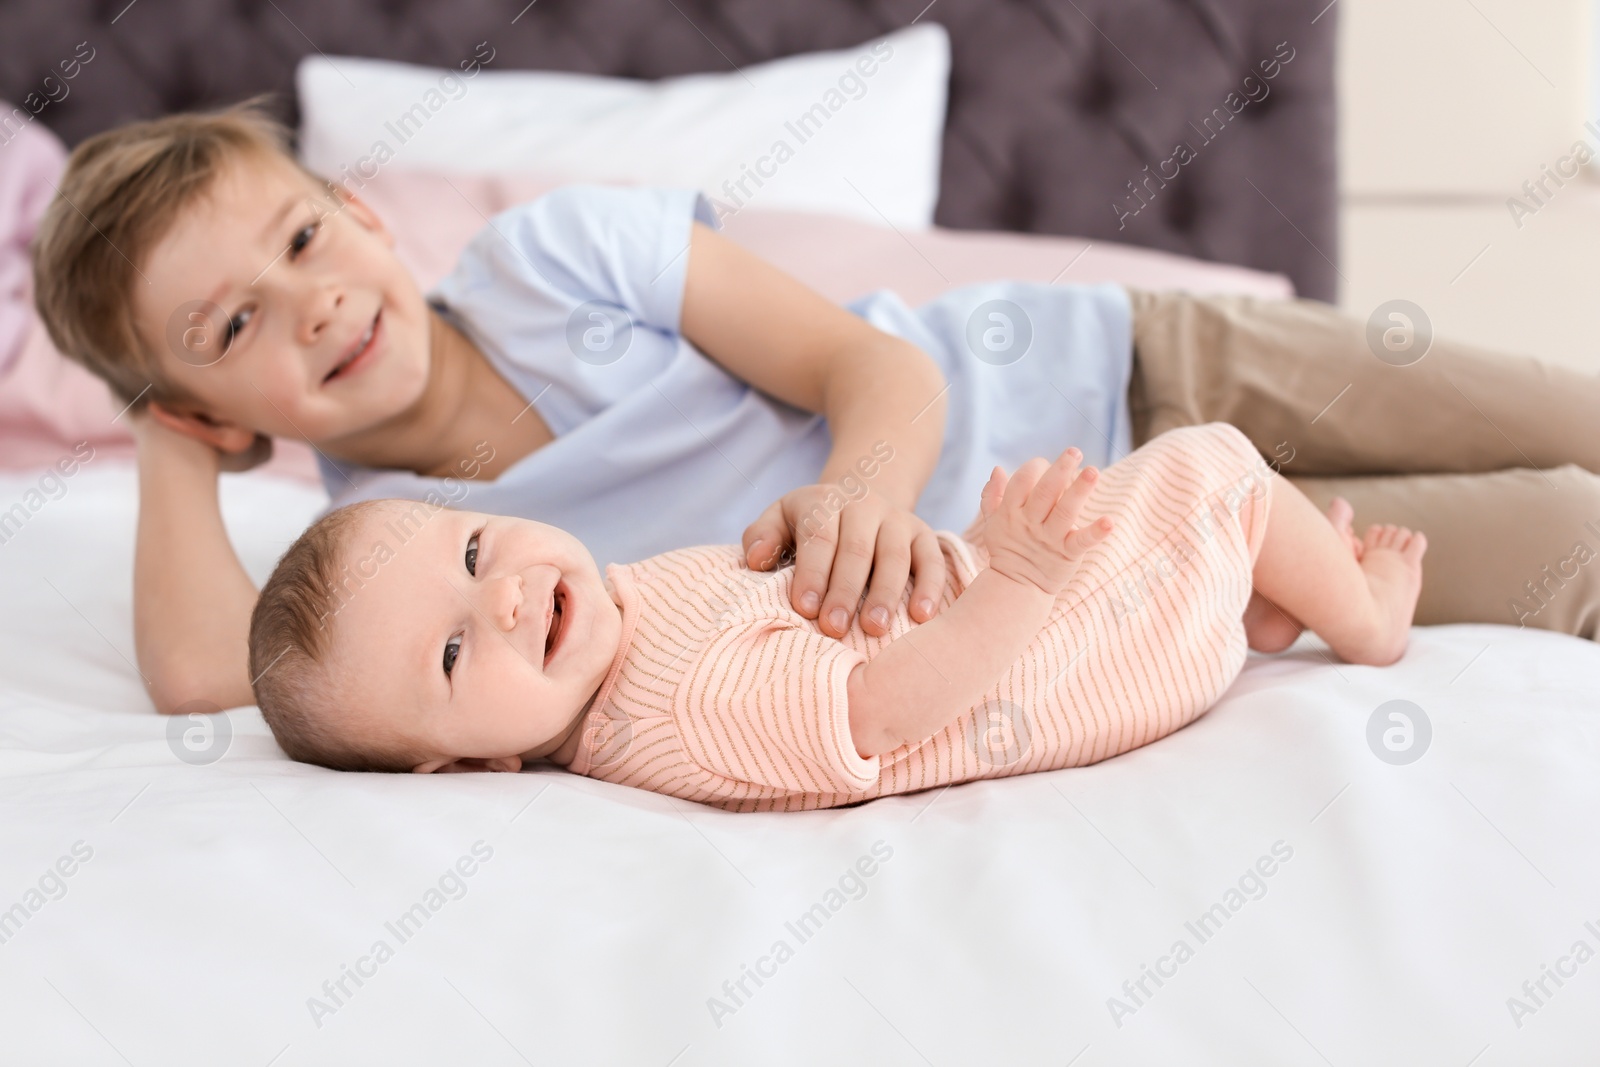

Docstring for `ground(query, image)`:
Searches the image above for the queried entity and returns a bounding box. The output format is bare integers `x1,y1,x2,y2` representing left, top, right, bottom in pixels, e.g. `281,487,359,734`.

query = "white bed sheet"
1,463,1597,1065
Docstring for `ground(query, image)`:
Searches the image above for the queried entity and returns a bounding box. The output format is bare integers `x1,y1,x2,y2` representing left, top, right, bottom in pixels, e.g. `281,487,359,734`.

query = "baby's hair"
31,96,325,414
249,500,426,773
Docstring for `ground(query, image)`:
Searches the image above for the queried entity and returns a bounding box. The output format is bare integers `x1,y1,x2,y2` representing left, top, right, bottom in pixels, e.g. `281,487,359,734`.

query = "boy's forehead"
143,154,326,288
184,153,321,238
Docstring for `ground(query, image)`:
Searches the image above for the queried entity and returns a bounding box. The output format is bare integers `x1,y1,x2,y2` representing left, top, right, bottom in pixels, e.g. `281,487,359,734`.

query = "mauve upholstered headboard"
0,0,1338,300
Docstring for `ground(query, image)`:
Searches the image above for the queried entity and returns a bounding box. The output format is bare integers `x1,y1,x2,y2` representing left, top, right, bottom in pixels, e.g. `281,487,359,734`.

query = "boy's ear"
146,399,262,456
413,755,523,774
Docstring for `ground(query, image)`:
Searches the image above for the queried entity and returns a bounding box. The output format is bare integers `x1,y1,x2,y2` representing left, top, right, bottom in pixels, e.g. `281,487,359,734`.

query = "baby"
248,423,1426,812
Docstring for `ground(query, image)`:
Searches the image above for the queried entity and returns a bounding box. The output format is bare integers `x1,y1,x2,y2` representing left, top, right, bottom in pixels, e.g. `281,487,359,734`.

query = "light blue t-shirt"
319,185,1134,569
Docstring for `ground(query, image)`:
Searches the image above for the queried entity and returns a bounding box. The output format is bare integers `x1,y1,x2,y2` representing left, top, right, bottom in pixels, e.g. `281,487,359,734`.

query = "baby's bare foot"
1351,524,1427,665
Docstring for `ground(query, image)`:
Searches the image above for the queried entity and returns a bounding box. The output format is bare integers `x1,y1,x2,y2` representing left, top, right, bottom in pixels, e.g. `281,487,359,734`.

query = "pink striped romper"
560,423,1272,812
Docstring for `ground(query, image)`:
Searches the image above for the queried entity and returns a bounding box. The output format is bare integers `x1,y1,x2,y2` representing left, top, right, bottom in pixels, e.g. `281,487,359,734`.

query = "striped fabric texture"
564,423,1272,811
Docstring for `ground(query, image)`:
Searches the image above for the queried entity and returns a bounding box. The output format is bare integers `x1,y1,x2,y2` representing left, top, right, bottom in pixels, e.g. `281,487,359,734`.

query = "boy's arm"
846,451,1112,759
679,222,947,510
680,221,950,637
131,417,258,714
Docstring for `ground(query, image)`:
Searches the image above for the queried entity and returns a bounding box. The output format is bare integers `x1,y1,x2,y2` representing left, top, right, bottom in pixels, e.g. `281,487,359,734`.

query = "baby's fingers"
1024,447,1082,524
1001,457,1050,512
1044,464,1100,536
1061,516,1114,561
979,466,1007,520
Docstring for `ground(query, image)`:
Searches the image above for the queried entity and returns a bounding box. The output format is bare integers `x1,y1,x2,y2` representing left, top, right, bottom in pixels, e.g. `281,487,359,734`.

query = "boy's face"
136,153,432,445
326,504,623,773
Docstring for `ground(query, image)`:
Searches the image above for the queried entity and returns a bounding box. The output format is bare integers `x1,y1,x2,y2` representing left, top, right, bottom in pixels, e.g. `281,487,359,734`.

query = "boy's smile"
322,307,384,384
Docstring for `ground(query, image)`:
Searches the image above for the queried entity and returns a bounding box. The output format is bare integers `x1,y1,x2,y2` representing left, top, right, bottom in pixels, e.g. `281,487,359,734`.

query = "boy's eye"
443,635,461,677
288,222,319,257
465,532,480,577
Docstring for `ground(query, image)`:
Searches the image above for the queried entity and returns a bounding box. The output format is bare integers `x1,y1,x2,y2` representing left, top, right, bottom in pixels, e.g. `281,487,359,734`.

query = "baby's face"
135,153,432,445
330,504,624,772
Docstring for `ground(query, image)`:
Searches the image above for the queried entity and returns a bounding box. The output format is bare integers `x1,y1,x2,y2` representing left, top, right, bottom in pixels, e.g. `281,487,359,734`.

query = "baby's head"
249,499,623,774
32,100,432,450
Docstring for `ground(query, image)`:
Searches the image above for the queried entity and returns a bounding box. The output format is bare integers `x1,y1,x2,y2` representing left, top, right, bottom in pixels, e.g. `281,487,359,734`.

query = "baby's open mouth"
544,586,565,665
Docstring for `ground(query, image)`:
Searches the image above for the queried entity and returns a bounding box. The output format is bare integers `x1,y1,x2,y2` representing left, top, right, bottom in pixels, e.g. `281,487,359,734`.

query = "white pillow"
296,24,949,229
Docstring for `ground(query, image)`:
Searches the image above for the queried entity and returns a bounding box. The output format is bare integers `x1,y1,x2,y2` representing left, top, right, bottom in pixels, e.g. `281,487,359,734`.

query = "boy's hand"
127,408,221,473
217,433,273,473
743,486,946,637
128,408,272,474
977,447,1112,597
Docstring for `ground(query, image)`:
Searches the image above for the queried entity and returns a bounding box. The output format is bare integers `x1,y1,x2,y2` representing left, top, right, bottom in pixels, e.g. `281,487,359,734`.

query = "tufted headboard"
0,0,1338,300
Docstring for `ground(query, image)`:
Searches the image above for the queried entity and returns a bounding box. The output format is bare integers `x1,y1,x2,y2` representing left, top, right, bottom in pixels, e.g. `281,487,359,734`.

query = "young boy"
247,423,1426,812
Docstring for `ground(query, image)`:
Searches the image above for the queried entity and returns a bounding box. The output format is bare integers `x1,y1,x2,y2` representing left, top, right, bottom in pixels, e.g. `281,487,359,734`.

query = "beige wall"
1336,0,1599,370
1341,0,1592,194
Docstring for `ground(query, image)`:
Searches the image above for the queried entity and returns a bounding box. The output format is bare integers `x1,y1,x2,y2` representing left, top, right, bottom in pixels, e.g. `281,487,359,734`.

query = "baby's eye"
465,532,480,577
443,635,461,677
222,307,253,353
288,222,319,258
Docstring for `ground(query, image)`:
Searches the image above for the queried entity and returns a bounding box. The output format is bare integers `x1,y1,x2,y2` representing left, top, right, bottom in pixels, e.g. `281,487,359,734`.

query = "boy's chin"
321,368,431,446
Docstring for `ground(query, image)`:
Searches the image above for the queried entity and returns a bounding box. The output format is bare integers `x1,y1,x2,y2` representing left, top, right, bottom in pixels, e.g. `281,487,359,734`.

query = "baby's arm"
130,415,259,714
845,449,1111,758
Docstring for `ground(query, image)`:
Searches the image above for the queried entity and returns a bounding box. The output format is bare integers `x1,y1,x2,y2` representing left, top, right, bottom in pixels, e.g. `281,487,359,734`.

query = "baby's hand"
977,448,1112,597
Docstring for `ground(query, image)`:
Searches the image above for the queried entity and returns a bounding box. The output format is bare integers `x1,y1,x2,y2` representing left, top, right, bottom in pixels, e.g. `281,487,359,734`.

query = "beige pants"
1127,289,1600,639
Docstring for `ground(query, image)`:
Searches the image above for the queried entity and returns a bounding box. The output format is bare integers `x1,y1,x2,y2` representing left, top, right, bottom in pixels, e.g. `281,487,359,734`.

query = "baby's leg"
1250,478,1427,665
1243,496,1360,653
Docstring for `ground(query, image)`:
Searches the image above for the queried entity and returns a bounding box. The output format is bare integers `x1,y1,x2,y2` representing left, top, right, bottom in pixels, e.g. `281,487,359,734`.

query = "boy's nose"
298,286,344,346
486,574,523,633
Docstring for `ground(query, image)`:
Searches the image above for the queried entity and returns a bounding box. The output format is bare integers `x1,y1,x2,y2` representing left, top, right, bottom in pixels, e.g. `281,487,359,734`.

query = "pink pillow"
354,170,569,288
0,321,137,469
0,319,323,484
0,110,64,377
353,168,1294,304
0,112,145,471
717,206,1293,306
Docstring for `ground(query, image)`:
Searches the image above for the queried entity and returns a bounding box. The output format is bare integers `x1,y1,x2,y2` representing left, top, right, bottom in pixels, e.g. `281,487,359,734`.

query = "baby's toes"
1362,524,1392,552
1400,529,1428,564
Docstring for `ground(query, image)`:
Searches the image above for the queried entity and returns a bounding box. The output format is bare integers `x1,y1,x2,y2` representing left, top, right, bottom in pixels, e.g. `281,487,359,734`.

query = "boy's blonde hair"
31,98,323,414
249,500,424,774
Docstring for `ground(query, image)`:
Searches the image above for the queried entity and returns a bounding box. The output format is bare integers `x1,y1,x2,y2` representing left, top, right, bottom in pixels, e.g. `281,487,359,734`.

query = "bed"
3,1,1597,1064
